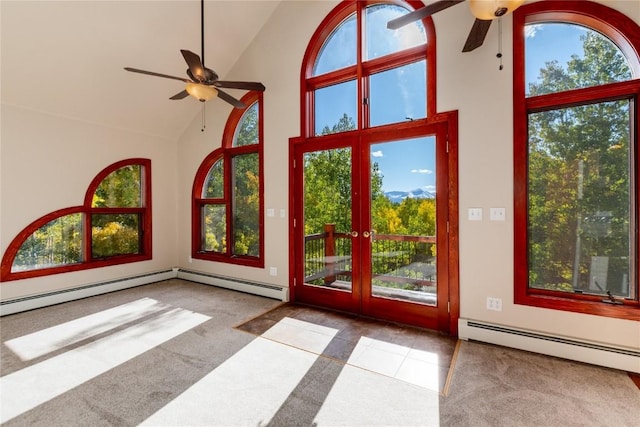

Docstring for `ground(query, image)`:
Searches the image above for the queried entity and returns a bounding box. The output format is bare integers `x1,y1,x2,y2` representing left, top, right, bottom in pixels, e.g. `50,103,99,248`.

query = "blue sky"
314,9,593,194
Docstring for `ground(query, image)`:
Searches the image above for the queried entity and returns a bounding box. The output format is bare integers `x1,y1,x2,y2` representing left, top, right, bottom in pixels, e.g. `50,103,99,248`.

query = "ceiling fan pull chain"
497,18,504,70
201,103,206,132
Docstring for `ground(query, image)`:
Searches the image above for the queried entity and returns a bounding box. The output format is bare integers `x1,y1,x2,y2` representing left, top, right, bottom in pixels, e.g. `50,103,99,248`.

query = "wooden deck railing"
304,224,436,291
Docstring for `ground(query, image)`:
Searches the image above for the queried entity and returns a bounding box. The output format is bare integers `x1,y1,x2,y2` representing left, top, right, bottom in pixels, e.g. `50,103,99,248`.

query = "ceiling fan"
387,0,524,52
124,0,265,108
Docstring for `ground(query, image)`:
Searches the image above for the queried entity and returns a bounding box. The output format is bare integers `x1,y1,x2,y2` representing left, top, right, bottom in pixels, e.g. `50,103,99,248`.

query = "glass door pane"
302,147,354,292
369,137,437,305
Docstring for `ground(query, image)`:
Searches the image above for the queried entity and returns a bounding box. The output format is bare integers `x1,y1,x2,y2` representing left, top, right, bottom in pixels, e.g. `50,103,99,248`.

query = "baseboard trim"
177,268,288,302
0,269,176,316
459,318,640,373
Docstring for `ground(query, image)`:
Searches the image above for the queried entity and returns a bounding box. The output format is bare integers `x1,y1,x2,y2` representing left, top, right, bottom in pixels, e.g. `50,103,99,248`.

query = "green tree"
527,30,632,293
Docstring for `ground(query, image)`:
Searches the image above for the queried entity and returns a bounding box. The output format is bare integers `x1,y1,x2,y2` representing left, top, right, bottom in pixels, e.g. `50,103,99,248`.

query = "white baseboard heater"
0,269,176,316
1,268,288,317
459,318,640,374
177,268,288,302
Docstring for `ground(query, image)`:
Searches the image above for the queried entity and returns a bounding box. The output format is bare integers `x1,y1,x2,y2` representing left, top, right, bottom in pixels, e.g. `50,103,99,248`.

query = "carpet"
440,340,640,426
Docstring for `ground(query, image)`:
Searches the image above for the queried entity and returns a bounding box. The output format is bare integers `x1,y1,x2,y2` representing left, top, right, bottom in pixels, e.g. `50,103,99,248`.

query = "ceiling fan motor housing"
469,0,524,20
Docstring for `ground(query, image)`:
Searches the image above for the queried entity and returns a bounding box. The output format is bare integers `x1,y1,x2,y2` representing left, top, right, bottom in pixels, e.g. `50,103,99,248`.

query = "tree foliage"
527,29,632,295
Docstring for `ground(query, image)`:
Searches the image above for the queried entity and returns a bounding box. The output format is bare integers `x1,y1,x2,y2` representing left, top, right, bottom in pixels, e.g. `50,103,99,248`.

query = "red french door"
291,121,453,332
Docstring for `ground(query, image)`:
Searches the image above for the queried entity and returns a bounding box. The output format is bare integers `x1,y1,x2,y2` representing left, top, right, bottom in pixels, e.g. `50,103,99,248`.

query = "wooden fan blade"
124,67,190,83
181,49,206,81
387,0,465,30
462,18,492,52
213,81,266,91
217,89,246,109
169,90,189,100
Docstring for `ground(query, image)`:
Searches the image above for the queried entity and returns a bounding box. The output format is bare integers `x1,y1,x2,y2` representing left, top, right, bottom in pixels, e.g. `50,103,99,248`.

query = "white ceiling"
1,1,281,141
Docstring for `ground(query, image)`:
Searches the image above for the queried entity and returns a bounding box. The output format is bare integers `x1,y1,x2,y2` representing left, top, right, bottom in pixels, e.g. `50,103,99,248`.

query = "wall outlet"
188,256,193,263
269,267,277,276
486,297,502,311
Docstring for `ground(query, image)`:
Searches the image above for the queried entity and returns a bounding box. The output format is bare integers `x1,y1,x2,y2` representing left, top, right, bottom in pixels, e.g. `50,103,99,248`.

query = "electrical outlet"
269,267,277,276
486,297,502,311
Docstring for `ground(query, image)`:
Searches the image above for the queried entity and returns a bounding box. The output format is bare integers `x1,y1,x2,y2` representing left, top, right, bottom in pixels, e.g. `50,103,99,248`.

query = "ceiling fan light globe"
186,83,218,102
469,0,524,20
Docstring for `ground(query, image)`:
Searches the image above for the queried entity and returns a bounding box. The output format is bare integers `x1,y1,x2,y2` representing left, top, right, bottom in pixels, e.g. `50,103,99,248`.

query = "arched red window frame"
1,158,152,281
512,1,640,320
191,91,265,267
300,0,437,138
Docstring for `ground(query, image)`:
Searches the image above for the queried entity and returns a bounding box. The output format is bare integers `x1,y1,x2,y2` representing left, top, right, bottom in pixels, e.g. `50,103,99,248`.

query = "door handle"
362,231,370,238
348,231,358,238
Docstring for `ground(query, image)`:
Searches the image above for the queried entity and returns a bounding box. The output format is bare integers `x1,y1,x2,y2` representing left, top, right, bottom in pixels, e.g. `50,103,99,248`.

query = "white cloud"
411,168,432,174
371,150,384,157
525,24,542,39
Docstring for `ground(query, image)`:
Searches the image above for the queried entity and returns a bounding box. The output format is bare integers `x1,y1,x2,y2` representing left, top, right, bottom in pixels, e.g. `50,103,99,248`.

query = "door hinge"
447,301,450,313
446,221,449,233
446,140,449,153
293,218,296,227
363,97,369,105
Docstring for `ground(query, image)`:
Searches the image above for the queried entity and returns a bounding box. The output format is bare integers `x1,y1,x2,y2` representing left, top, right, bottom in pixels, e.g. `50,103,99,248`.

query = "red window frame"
191,91,265,267
1,158,152,281
513,1,640,320
300,0,437,137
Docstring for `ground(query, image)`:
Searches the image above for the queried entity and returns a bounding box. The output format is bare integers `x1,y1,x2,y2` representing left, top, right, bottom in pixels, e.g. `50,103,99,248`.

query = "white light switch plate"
468,208,483,221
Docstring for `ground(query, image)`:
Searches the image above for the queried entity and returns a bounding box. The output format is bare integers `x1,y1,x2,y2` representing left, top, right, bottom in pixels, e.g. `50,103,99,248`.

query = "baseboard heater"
459,318,640,374
177,268,288,302
0,269,176,316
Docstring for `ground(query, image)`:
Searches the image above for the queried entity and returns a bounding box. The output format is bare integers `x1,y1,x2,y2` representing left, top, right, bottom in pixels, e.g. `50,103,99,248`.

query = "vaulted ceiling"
1,1,281,141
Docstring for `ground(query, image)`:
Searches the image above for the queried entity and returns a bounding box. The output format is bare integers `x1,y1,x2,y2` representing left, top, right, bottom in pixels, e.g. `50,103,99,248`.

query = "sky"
312,7,598,194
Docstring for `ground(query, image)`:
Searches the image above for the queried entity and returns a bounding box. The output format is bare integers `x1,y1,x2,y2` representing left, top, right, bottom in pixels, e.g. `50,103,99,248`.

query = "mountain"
384,188,435,203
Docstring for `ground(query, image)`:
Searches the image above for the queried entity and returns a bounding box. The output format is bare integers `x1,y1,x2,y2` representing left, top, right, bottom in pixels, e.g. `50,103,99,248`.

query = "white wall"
0,105,179,299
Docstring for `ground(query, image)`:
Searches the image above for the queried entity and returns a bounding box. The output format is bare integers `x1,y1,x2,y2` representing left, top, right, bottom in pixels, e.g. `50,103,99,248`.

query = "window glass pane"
92,165,141,208
370,60,426,127
313,13,357,76
91,214,140,258
203,158,224,199
11,213,83,272
233,102,259,147
525,23,632,97
365,4,426,61
314,80,357,136
232,153,260,257
527,100,633,298
202,204,226,253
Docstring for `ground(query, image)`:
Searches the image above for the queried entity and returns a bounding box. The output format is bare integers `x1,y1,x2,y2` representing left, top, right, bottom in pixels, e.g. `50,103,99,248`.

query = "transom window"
303,0,434,137
1,159,152,281
513,1,640,319
192,92,264,267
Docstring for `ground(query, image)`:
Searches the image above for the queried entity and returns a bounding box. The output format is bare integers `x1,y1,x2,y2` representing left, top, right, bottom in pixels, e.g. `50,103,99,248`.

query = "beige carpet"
440,340,640,426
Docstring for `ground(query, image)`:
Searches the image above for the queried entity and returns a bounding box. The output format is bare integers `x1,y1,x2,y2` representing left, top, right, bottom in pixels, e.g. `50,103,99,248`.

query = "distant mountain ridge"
384,188,435,203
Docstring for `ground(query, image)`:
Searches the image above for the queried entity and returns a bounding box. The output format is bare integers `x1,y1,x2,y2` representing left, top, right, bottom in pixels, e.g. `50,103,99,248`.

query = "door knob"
362,231,371,238
348,231,358,238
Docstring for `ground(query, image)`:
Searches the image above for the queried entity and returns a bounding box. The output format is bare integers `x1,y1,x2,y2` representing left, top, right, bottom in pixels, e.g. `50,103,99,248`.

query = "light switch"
267,208,275,217
468,208,483,221
490,207,506,221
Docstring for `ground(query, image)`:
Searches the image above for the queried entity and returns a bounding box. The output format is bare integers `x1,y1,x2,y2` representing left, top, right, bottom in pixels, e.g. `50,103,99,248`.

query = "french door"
291,122,454,332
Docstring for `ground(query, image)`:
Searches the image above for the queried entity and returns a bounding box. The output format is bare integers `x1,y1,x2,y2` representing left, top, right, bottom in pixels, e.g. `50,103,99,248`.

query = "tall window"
192,92,264,267
1,159,152,281
513,1,640,319
302,0,435,137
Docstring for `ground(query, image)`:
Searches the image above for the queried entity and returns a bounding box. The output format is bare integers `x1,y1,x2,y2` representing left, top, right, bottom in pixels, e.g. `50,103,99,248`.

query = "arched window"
513,1,640,320
192,92,264,267
301,0,435,137
1,159,152,281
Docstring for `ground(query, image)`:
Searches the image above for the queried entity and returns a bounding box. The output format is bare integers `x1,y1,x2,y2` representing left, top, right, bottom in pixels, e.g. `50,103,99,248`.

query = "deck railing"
304,224,436,293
